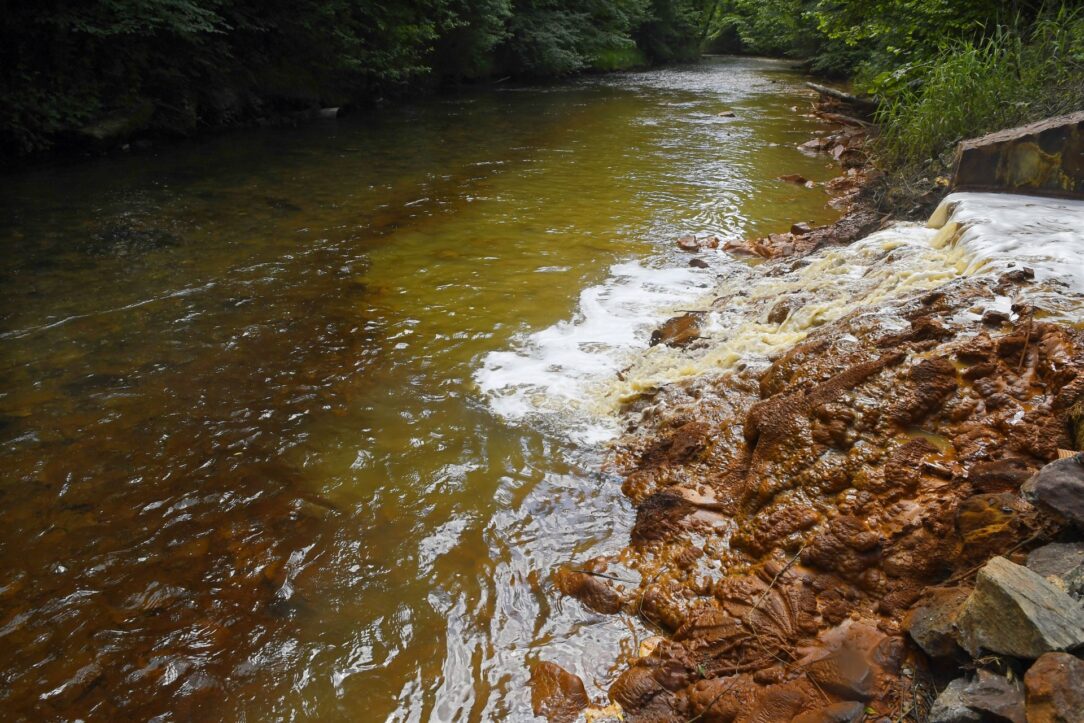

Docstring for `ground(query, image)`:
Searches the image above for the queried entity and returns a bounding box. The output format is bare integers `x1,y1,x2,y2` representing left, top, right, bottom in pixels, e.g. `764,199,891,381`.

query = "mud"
564,270,1082,720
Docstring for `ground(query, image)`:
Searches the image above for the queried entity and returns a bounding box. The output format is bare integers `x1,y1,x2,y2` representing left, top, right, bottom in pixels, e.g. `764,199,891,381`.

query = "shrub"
873,6,1084,170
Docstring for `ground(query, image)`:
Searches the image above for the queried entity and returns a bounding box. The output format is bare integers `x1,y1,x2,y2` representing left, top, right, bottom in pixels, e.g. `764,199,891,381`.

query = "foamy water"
478,192,1084,441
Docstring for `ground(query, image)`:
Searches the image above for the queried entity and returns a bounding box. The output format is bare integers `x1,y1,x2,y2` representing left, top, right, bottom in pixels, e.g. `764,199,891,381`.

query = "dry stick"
570,568,638,584
892,703,916,723
1017,310,1034,373
685,546,807,723
943,532,1045,586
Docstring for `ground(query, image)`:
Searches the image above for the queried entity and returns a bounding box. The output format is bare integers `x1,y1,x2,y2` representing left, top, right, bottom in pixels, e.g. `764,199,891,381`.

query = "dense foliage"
3,0,1081,164
704,0,1084,170
0,0,709,155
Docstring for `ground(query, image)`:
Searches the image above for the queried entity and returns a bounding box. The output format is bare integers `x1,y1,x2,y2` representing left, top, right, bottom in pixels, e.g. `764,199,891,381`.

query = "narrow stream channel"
1,57,843,721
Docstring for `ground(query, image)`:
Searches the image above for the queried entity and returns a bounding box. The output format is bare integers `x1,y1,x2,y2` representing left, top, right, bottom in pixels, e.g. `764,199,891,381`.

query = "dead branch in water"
805,82,878,112
569,568,638,584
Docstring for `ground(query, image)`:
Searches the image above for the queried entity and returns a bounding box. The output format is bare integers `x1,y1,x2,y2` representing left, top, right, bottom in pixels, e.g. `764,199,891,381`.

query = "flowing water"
0,58,847,721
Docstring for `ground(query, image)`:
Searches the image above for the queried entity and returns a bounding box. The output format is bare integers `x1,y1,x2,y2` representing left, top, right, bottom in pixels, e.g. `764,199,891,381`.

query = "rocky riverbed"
536,112,1084,722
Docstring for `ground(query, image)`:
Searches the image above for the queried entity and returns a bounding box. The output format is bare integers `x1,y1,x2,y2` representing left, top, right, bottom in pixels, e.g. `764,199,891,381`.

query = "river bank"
540,110,1084,721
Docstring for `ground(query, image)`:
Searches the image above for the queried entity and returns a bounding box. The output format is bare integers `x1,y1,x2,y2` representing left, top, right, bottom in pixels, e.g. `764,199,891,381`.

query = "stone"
805,646,873,701
791,701,865,723
553,568,623,614
952,110,1084,199
791,221,813,236
955,556,1084,659
903,586,969,658
929,679,982,723
1022,455,1084,530
958,669,1025,723
1024,652,1084,723
779,174,810,185
1027,542,1084,600
688,257,710,269
530,661,590,723
650,313,703,348
677,234,701,251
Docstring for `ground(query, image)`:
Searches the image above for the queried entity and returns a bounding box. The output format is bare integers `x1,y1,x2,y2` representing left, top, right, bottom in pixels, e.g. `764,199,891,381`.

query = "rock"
955,556,1084,659
1024,652,1084,722
791,701,865,723
718,110,736,117
903,586,969,658
958,669,1025,723
929,679,982,723
767,298,797,325
805,646,873,701
1027,542,1084,599
553,568,623,614
779,174,810,185
650,313,703,348
1021,455,1084,529
530,661,590,723
688,257,710,269
791,221,813,236
952,110,1084,199
982,309,1012,325
676,234,701,251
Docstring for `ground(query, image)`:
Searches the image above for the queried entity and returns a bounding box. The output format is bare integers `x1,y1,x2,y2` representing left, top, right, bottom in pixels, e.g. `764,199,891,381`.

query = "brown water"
0,57,840,721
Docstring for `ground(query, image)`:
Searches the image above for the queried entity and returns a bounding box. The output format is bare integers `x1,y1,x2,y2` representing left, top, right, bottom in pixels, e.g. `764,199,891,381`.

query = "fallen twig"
570,568,638,584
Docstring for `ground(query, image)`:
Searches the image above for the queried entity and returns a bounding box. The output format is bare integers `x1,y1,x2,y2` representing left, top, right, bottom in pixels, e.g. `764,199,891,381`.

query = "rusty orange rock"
530,661,590,723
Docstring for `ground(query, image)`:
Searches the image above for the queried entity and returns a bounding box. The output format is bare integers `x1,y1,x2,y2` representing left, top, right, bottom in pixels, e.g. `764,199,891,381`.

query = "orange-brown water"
0,57,841,720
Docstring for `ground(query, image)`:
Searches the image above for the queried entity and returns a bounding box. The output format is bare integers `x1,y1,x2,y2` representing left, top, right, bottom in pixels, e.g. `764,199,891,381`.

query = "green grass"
873,6,1084,171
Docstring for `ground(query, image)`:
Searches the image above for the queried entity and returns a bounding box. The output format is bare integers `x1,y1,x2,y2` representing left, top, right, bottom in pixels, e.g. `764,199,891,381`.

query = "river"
0,57,842,721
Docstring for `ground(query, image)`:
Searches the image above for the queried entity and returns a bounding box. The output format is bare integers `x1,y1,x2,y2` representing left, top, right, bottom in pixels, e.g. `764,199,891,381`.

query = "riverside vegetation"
3,0,1083,180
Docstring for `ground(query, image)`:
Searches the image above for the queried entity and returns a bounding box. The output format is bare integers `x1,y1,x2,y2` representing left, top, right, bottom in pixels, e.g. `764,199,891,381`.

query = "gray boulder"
958,670,1025,723
955,556,1084,659
1027,542,1084,600
1021,454,1084,529
929,679,982,723
929,671,1026,723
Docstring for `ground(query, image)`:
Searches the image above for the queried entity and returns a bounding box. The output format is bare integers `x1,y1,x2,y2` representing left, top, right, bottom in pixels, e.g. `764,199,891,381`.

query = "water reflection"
0,57,838,720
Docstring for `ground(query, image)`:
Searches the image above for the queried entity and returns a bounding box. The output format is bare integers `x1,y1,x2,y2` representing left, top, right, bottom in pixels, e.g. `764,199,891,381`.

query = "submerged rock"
530,661,590,723
1024,652,1084,722
553,567,623,614
955,556,1084,659
1022,455,1084,530
779,174,810,185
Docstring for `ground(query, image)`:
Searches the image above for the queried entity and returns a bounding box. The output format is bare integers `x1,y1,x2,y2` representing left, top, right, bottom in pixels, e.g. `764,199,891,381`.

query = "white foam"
479,192,1084,443
929,192,1084,294
476,259,718,441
